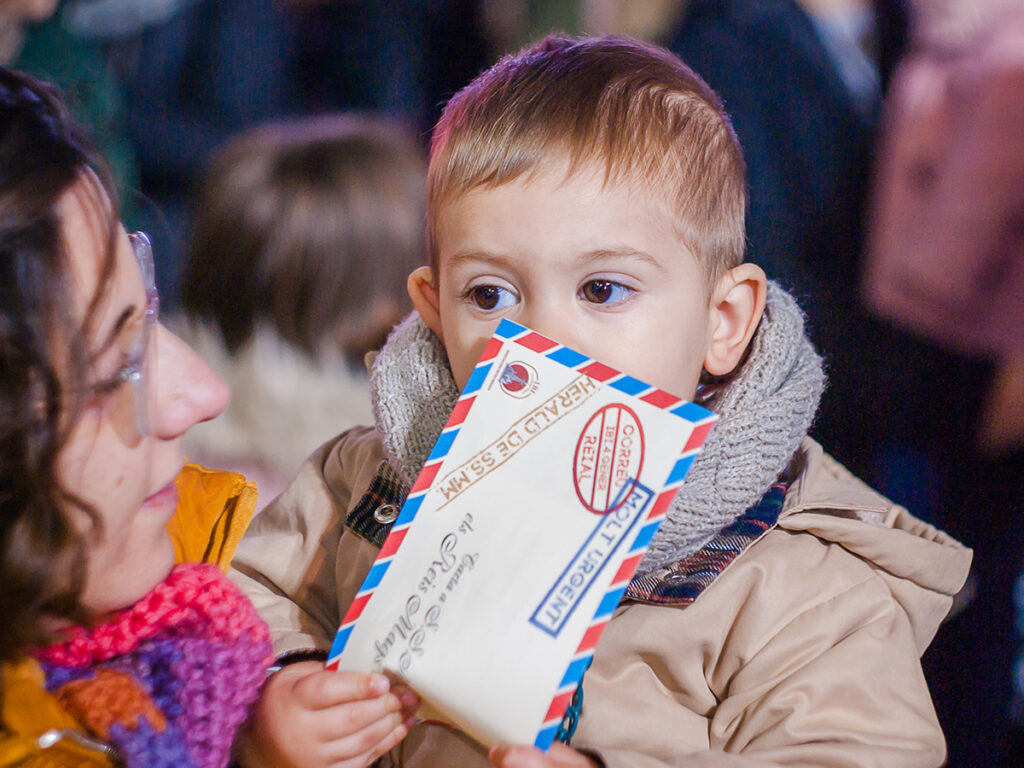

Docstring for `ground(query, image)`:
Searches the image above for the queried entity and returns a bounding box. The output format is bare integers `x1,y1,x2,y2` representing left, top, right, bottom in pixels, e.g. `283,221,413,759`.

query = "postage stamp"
573,403,645,515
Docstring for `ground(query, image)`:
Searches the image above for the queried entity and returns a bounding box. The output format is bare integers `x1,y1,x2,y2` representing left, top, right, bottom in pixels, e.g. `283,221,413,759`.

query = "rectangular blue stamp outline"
530,479,654,637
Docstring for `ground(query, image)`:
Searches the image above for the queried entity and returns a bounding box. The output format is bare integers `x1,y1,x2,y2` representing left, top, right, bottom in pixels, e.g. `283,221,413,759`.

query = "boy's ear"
407,266,444,340
704,263,767,377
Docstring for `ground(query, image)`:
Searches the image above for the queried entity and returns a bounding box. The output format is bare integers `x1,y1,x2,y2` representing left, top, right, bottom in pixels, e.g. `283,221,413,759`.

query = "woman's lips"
143,481,178,511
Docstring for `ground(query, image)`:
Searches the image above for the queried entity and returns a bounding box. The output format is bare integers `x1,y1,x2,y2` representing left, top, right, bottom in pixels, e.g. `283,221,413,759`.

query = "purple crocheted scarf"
33,563,272,768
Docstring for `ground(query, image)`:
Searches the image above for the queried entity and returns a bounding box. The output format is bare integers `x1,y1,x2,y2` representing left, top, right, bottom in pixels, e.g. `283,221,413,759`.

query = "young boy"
230,36,971,768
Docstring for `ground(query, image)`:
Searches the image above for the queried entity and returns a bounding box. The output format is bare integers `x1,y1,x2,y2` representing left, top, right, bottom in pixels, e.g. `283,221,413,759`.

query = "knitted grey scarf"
370,282,825,573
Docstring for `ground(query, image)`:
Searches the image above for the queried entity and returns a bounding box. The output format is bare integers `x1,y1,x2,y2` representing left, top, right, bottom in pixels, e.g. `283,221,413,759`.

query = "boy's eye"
467,284,517,311
580,279,633,305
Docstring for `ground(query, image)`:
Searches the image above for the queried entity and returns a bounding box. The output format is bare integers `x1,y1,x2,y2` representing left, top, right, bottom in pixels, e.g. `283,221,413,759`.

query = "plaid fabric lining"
625,483,788,605
345,460,408,547
346,461,787,607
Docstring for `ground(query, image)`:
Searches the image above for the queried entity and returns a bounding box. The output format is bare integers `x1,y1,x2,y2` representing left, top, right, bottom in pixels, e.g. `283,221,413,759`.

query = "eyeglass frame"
105,231,160,436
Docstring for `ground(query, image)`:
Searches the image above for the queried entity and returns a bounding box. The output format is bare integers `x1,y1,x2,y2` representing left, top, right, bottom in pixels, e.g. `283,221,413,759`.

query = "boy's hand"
235,660,420,768
489,743,601,768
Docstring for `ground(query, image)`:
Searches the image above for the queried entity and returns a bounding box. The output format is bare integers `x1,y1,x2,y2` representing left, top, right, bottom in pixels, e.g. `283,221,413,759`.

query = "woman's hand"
234,660,420,768
489,742,601,768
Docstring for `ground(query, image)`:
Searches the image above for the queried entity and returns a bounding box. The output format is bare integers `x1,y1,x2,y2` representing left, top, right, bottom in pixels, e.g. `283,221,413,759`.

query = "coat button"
373,504,399,524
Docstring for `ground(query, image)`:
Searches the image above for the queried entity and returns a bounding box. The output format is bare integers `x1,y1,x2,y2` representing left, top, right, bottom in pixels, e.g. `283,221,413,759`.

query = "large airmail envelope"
327,319,717,750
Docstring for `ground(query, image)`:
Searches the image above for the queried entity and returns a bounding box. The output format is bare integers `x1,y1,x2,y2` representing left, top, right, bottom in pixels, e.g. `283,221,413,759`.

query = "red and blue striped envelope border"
328,318,717,749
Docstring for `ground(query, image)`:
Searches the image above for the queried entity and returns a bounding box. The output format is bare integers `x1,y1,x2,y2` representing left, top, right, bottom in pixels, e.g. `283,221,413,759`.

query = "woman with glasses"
0,67,274,767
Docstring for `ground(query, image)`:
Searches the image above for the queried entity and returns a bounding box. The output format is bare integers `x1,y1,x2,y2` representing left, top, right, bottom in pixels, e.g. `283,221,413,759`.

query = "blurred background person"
0,0,58,59
3,0,139,226
661,0,980,537
107,0,487,308
175,113,427,508
863,2,1024,763
9,0,486,311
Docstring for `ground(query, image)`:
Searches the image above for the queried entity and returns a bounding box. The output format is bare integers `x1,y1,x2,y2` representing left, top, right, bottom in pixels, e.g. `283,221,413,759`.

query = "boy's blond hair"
428,35,747,286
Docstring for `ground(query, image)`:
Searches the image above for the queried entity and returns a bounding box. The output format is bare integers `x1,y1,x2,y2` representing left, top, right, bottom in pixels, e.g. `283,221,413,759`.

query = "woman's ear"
407,266,444,340
704,263,767,376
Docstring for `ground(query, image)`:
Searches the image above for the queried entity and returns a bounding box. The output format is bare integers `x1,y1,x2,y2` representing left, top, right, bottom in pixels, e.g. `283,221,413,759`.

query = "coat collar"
624,483,787,605
167,463,258,571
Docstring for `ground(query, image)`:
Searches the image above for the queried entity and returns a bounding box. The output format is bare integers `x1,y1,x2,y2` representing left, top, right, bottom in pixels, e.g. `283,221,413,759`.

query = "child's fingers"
299,698,397,746
370,715,417,759
489,745,541,768
312,693,409,743
321,709,416,766
294,669,391,710
489,743,599,768
548,743,600,767
389,682,421,718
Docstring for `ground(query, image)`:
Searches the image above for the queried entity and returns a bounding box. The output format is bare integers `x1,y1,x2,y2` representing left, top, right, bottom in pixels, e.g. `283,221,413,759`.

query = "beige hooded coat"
230,428,971,768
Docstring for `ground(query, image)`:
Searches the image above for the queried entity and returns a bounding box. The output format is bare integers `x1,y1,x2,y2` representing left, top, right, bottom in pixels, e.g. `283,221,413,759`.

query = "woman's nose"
148,324,230,439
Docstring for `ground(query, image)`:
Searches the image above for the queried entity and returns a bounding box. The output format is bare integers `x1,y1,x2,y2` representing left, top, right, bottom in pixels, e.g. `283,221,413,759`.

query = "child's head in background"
184,113,426,365
408,35,767,400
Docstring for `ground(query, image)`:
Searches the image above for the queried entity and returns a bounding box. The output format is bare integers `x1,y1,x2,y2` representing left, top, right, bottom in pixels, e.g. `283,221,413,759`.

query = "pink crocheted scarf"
34,563,272,768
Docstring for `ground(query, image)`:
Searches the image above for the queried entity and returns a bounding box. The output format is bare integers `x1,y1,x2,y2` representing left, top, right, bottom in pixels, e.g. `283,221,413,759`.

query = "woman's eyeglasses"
90,231,160,436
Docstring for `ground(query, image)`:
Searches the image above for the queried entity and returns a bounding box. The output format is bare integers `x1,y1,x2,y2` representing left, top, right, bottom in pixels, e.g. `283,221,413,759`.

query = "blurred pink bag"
863,16,1024,357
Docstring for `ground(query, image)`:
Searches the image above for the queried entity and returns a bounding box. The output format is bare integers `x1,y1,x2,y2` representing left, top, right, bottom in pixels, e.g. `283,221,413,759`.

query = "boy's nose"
517,304,580,350
148,325,231,440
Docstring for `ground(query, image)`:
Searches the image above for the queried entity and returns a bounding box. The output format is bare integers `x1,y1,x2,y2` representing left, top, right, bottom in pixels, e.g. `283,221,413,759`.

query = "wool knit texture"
370,282,824,573
33,563,273,768
371,314,459,487
639,283,824,572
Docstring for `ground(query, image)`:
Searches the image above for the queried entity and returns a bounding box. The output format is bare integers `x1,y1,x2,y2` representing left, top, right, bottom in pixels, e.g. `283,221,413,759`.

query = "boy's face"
410,163,765,399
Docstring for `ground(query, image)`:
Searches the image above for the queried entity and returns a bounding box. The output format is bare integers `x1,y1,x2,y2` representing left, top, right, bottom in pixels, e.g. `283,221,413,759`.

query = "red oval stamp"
573,404,645,515
498,361,538,398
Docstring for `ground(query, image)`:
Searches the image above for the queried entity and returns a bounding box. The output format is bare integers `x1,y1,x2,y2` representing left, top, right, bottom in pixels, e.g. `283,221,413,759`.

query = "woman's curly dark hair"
0,68,120,662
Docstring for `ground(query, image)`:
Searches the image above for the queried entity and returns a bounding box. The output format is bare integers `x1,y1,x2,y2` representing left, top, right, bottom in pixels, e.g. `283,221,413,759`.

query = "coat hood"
779,439,972,651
